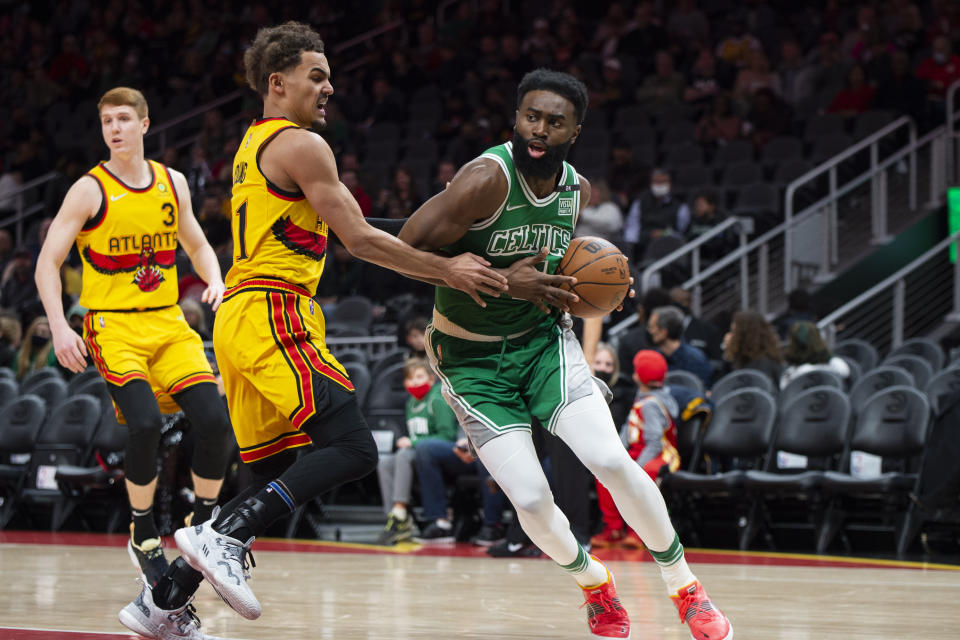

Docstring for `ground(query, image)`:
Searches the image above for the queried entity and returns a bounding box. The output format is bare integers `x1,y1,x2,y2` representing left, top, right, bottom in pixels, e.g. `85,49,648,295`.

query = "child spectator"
376,357,459,545
591,350,680,549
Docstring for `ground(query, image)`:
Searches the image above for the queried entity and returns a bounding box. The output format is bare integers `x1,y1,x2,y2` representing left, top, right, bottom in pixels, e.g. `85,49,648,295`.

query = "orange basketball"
555,236,630,318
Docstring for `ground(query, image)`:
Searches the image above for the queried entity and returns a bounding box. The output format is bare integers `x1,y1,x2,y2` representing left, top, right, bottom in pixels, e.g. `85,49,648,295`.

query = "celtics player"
398,70,733,640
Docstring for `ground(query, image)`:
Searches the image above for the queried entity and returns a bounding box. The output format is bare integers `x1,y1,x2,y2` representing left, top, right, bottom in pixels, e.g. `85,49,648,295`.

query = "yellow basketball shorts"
83,305,216,420
214,279,355,463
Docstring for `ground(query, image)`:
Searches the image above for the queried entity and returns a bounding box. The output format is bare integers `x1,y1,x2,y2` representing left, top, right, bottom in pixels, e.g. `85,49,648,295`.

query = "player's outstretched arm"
35,177,98,373
170,169,226,311
278,130,507,306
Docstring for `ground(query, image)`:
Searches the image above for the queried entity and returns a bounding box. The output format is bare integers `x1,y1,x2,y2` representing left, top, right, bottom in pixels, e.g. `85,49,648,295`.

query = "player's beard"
512,130,572,182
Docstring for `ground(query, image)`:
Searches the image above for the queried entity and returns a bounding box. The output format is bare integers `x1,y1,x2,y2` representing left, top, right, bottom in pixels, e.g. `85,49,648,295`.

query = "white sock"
390,506,407,521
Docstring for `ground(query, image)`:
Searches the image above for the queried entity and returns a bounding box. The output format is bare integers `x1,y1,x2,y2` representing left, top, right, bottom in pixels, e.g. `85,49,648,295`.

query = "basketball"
555,236,630,318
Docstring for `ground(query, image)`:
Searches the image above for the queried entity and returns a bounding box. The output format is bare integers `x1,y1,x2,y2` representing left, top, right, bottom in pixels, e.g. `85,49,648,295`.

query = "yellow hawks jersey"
227,117,329,293
76,160,180,311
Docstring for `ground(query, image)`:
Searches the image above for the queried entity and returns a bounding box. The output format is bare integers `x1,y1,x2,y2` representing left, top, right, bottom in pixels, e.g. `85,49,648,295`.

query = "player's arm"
35,177,98,373
582,316,602,370
278,131,507,307
399,160,580,313
170,169,226,311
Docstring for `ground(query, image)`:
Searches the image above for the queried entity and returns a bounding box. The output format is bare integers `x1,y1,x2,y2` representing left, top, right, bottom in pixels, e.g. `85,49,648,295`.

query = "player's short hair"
402,357,431,380
244,21,326,97
98,87,148,119
516,69,588,125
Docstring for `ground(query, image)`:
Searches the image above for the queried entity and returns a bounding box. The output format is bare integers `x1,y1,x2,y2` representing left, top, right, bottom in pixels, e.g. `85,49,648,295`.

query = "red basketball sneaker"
671,580,733,640
579,560,630,639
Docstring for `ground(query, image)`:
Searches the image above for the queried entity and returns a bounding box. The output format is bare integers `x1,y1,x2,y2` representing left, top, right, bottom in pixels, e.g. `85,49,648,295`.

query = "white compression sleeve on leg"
554,382,678,552
476,431,606,585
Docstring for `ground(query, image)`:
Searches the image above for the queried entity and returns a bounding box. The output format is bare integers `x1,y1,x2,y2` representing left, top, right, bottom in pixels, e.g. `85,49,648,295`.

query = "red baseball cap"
633,350,667,384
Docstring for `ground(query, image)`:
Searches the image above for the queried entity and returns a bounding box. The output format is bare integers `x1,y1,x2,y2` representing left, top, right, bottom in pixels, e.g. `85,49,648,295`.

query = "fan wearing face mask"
915,35,960,102
622,168,691,262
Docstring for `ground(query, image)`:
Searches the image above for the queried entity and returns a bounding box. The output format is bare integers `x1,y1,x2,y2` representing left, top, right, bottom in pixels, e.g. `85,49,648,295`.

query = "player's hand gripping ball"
555,236,630,318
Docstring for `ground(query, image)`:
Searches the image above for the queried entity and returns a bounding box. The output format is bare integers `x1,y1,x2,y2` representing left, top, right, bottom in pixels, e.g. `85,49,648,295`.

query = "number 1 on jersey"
236,200,248,260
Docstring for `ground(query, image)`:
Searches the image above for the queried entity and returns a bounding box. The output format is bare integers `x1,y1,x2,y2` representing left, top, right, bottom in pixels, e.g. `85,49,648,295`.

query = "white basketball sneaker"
118,579,225,640
174,518,261,620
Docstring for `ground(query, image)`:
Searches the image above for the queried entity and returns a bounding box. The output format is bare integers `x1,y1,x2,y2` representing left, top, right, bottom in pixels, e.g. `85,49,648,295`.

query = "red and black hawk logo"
272,216,327,261
83,246,176,292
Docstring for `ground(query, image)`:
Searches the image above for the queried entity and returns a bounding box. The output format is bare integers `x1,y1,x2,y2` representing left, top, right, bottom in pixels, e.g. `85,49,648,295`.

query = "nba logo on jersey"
558,198,574,216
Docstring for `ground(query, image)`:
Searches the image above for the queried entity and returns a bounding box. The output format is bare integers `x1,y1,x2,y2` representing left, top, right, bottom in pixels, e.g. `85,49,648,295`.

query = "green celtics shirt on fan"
426,141,597,445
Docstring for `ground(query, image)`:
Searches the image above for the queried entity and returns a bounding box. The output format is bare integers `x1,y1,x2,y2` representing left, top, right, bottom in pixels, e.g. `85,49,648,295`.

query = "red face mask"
406,382,432,400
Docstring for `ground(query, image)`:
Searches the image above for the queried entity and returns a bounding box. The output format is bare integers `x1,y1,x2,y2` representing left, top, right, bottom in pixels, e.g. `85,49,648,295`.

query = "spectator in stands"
667,0,710,50
648,306,713,388
841,5,880,61
402,316,429,359
591,350,678,550
809,32,850,114
14,315,56,379
375,165,423,219
721,310,783,385
0,311,22,370
364,76,406,126
695,92,743,146
66,303,86,336
779,321,850,389
180,298,211,342
617,1,668,77
607,141,646,210
0,230,13,274
715,19,761,69
686,190,737,264
376,358,460,545
773,289,818,339
2,249,40,320
742,87,790,150
342,169,373,217
874,49,926,123
591,57,630,118
430,159,457,196
0,169,23,218
734,50,782,112
827,63,875,117
623,168,691,262
684,49,726,116
778,39,816,109
574,179,623,243
636,50,685,113
185,144,213,204
915,35,960,109
591,3,630,59
591,341,635,431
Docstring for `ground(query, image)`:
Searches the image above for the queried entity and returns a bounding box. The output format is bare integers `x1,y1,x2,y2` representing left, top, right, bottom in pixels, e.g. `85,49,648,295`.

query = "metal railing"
818,231,960,352
639,216,752,313
783,115,917,288
610,111,953,340
332,19,407,74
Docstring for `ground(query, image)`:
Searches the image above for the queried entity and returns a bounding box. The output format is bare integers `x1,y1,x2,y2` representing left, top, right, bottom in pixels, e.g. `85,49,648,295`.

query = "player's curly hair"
244,21,325,97
516,69,589,124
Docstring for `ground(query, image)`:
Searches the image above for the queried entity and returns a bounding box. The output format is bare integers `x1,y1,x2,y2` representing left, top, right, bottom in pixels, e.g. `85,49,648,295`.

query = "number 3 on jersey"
235,200,248,260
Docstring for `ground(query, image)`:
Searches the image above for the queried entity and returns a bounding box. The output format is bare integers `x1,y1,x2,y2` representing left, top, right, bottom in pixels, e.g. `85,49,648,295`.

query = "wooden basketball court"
0,531,957,639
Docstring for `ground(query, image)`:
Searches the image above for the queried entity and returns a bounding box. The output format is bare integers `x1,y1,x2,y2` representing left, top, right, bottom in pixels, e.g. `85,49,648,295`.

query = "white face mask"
651,183,670,198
